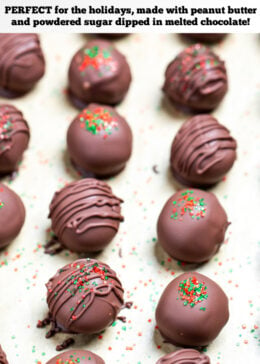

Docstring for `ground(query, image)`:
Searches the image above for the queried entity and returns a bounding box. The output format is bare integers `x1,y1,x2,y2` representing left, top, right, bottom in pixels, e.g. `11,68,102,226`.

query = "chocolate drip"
156,349,210,364
56,338,75,351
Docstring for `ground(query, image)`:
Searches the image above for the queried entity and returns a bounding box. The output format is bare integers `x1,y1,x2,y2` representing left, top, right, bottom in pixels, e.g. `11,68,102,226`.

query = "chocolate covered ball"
67,103,132,178
170,114,237,187
46,258,124,335
156,272,229,347
156,349,210,364
0,345,8,364
0,182,25,249
46,349,105,364
68,39,131,108
0,34,45,96
163,43,228,111
49,178,123,253
183,33,227,43
157,189,229,263
0,104,30,175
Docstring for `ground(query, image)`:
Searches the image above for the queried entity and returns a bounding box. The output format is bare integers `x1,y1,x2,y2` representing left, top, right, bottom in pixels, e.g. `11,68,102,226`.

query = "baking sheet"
0,33,259,363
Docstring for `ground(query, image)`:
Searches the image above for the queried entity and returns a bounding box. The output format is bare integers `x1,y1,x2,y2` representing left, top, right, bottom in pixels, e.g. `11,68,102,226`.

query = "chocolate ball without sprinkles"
163,43,228,112
157,189,229,264
68,39,131,108
0,345,8,364
156,349,210,364
0,104,30,175
183,33,227,43
46,349,105,364
48,178,124,254
67,103,132,178
0,182,25,249
155,272,229,347
0,34,45,97
45,258,124,336
170,114,237,188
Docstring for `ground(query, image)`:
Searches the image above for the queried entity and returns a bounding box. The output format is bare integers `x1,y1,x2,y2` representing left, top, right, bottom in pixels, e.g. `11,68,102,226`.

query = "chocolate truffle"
156,349,210,364
68,39,131,108
45,258,124,335
163,43,228,111
0,104,30,175
0,34,45,96
0,182,25,249
67,103,132,177
183,33,227,43
157,189,229,263
170,114,237,187
0,345,8,364
46,349,105,364
48,178,123,253
156,272,229,347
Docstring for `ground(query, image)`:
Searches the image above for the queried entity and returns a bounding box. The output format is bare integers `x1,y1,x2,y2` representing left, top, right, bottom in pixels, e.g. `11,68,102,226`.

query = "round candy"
0,345,8,364
156,272,229,347
0,182,25,249
183,33,227,43
157,189,229,263
49,178,124,253
46,349,105,364
163,43,228,111
0,104,30,175
0,34,45,96
67,103,132,178
156,349,210,364
170,114,237,187
46,258,124,335
68,39,131,108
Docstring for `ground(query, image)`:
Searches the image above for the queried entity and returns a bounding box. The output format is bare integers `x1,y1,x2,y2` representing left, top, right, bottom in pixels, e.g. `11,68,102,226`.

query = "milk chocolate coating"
67,103,132,177
0,182,25,249
68,39,131,108
0,104,30,174
49,178,124,253
0,34,45,96
0,345,8,364
163,43,228,111
156,349,210,364
46,349,105,364
46,258,124,335
170,114,237,187
184,34,227,43
157,189,229,263
156,272,229,347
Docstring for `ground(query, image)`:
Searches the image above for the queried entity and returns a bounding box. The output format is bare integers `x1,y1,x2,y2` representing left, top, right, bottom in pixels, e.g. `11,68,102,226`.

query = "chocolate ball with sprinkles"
0,104,30,175
0,34,45,97
0,345,8,364
46,349,105,364
163,43,228,111
156,349,210,364
156,272,229,347
46,178,123,254
43,259,124,338
68,39,131,108
183,33,227,44
67,103,132,178
170,114,237,187
0,182,25,249
157,189,229,264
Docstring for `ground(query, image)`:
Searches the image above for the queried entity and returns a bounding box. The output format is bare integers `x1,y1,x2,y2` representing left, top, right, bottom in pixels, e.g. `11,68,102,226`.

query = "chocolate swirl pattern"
170,114,237,187
0,345,8,364
48,178,124,253
46,259,124,335
0,34,45,95
0,104,30,173
163,43,228,111
156,349,210,364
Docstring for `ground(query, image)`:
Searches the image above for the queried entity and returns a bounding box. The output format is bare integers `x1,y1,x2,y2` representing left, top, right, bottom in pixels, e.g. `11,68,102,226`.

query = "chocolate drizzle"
156,349,210,364
0,34,45,94
163,43,227,111
45,258,124,334
170,114,237,187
